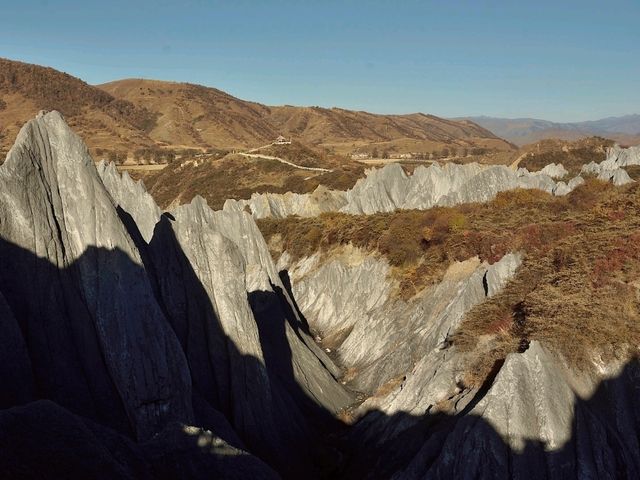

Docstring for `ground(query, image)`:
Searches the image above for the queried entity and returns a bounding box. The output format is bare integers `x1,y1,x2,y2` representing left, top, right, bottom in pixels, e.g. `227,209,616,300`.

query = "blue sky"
2,0,639,121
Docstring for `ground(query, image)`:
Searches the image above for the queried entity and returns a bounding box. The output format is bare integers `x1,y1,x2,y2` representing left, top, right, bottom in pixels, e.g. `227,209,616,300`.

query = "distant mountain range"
461,115,640,146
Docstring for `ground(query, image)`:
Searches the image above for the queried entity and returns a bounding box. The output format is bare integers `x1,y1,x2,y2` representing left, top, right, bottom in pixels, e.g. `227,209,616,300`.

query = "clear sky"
2,0,639,122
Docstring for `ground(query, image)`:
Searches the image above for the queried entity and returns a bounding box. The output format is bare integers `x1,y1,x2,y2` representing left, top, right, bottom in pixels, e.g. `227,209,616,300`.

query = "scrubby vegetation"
143,153,365,210
258,180,640,376
519,137,614,174
259,141,335,168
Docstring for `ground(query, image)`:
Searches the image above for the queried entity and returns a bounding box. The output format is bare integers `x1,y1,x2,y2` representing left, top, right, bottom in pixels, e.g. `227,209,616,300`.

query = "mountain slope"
3,112,640,479
0,58,157,156
0,58,513,158
264,106,513,154
465,115,640,146
99,78,514,154
99,78,277,149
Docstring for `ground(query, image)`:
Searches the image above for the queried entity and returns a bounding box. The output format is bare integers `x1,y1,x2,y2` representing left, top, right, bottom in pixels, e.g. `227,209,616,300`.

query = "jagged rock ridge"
224,160,590,219
225,145,638,221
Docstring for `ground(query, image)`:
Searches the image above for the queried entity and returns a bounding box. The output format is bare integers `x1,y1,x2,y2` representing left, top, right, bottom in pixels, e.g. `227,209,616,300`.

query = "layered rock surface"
281,248,521,395
0,111,193,440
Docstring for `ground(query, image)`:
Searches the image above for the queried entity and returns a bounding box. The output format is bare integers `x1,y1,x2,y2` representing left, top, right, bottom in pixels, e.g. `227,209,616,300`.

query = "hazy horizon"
2,0,639,122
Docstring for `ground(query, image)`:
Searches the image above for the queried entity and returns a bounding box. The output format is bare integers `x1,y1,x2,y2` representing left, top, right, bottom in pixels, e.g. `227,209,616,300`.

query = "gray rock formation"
283,248,521,397
97,160,161,242
390,342,640,479
0,112,352,478
225,161,584,219
580,144,639,186
0,111,193,440
517,162,568,179
604,144,640,168
553,175,585,196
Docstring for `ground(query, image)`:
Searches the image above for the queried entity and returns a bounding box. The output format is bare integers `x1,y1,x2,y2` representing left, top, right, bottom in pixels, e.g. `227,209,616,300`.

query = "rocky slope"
1,112,640,479
0,111,350,479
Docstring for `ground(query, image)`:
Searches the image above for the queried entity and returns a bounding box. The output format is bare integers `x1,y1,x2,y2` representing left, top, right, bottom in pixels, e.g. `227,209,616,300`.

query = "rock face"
2,112,640,480
282,248,523,442
390,342,640,480
0,111,193,440
0,112,350,479
282,249,521,395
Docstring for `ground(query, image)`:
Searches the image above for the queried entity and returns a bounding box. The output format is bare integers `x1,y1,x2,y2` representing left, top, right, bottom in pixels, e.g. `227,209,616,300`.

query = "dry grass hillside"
258,179,640,381
142,144,365,210
99,78,514,156
99,79,276,149
517,137,614,174
442,136,614,173
265,106,514,155
0,57,514,162
0,58,156,156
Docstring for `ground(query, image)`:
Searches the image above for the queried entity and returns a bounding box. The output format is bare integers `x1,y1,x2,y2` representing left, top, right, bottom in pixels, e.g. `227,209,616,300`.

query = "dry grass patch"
518,137,613,175
454,184,640,384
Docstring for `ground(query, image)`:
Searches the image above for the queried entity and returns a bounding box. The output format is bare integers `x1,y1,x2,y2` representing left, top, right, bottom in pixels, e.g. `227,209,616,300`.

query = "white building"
274,135,291,145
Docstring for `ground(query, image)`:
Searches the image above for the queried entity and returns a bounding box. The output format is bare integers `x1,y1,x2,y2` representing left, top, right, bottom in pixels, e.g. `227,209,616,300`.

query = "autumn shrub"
591,232,640,288
626,166,640,180
566,178,612,210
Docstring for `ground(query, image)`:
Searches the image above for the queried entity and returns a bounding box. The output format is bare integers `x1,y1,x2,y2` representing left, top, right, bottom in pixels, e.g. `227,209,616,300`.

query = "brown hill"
0,58,156,157
142,141,365,210
99,78,514,155
264,106,513,155
99,78,277,149
1,58,513,160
